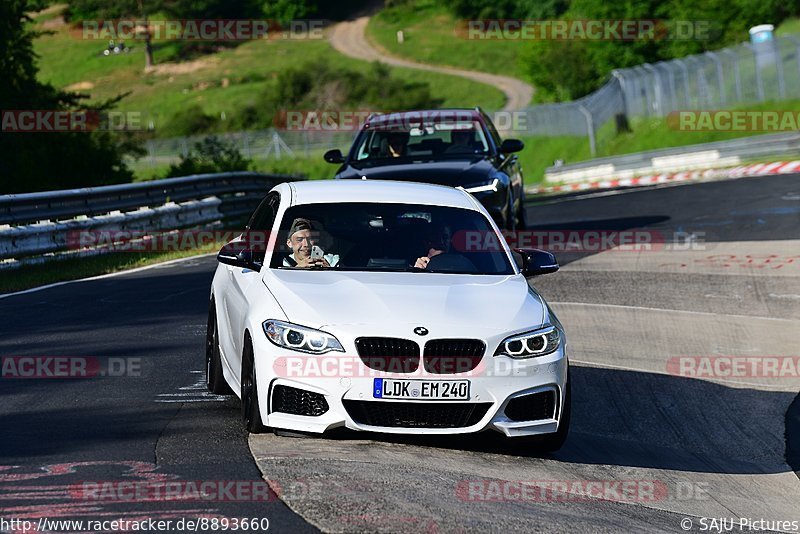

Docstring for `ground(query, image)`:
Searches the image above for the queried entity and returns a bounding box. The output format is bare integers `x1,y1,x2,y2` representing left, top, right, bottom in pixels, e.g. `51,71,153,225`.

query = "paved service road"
328,15,534,112
1,174,798,533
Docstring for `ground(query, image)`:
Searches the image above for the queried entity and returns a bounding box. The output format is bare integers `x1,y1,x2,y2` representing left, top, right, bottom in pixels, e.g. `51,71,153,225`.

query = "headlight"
262,320,344,354
494,325,561,359
459,178,499,194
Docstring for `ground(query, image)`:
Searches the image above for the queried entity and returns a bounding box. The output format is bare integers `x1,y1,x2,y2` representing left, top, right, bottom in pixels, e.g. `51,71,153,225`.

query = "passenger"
386,131,410,158
283,218,339,268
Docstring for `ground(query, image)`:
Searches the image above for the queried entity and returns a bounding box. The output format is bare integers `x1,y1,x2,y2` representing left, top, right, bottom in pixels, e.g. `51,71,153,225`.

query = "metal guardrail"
544,132,800,183
523,36,800,155
0,172,295,267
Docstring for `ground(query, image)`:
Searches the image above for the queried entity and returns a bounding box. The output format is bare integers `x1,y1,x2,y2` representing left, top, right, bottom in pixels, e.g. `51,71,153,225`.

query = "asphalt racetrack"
1,174,798,533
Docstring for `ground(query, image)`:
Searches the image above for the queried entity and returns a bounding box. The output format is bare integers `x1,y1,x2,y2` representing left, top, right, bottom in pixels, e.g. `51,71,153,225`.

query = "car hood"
261,270,544,333
337,158,497,187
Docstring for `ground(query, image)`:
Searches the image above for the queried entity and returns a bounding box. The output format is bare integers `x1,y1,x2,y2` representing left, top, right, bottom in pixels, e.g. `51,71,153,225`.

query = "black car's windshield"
270,203,514,275
351,119,490,165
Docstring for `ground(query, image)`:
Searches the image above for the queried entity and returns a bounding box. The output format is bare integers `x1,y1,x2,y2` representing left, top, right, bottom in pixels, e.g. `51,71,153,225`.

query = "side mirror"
513,248,559,277
217,240,261,271
500,139,524,154
324,149,345,164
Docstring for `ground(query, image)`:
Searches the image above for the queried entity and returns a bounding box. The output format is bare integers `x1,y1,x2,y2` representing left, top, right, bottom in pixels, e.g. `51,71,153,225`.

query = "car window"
269,202,514,275
481,113,503,151
352,120,490,162
246,192,279,264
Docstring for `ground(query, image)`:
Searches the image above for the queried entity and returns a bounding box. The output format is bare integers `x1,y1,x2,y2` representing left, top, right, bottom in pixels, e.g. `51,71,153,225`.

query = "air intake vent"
355,337,420,373
423,339,485,374
343,400,491,428
504,391,556,422
272,385,329,417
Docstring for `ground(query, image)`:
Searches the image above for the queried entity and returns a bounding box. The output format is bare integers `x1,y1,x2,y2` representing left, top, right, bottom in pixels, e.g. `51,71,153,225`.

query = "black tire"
538,373,571,452
206,300,233,395
241,335,267,434
505,192,516,232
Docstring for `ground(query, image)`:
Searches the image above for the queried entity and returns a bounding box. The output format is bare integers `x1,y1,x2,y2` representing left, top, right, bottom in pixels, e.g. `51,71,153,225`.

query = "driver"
283,218,339,268
414,224,451,269
444,129,475,154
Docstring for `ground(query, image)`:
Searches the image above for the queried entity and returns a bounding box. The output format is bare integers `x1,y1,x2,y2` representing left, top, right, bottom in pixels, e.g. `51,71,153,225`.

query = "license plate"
373,378,470,400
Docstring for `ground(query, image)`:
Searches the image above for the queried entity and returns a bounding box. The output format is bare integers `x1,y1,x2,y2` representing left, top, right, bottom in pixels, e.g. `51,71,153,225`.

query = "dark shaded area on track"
527,174,800,243
267,365,794,476
0,257,315,532
788,395,800,479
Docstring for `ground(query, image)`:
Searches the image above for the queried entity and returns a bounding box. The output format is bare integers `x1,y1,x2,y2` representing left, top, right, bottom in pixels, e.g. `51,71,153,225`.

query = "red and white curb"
527,160,800,196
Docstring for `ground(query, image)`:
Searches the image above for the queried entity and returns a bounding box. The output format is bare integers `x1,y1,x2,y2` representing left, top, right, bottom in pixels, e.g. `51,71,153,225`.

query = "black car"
323,108,527,230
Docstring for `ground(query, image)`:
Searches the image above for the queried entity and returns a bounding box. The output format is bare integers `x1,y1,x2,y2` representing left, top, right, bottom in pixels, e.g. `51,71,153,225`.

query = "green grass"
776,17,800,36
367,0,529,84
130,148,340,181
0,242,223,294
519,98,800,183
31,6,504,137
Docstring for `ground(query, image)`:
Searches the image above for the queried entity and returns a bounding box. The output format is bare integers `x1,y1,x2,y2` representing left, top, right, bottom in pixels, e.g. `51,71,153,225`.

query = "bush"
227,60,443,131
165,136,252,177
160,104,218,137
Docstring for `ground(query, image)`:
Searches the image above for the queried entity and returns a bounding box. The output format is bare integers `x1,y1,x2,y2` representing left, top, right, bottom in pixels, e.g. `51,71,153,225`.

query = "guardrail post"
784,36,800,91
242,131,252,159
642,63,663,115
661,62,678,113
704,51,726,106
775,38,787,99
720,49,743,102
577,104,597,156
745,43,765,102
611,70,629,117
673,58,691,108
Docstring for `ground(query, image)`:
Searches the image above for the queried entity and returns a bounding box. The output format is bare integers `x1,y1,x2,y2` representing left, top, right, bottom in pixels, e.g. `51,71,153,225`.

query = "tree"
0,0,140,193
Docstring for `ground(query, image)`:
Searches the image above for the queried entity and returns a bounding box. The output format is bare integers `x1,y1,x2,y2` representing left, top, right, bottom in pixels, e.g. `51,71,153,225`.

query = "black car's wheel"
206,300,233,395
505,192,516,231
241,335,267,434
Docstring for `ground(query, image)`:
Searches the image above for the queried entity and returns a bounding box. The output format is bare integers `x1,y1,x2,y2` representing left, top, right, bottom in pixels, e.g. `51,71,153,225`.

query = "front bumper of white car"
254,323,568,437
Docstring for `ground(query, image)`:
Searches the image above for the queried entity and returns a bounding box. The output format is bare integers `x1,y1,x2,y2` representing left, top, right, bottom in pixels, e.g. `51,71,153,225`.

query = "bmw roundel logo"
413,327,429,336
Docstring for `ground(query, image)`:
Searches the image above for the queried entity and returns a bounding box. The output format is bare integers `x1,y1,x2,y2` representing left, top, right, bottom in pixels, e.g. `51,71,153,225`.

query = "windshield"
351,120,489,165
270,203,514,275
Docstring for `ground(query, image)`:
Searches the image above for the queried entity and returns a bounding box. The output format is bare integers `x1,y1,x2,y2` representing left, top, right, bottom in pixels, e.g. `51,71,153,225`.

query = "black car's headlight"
494,325,561,358
460,178,499,194
263,320,344,354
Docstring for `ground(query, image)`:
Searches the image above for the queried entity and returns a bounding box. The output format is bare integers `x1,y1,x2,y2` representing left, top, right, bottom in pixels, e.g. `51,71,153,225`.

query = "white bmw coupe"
207,180,570,450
